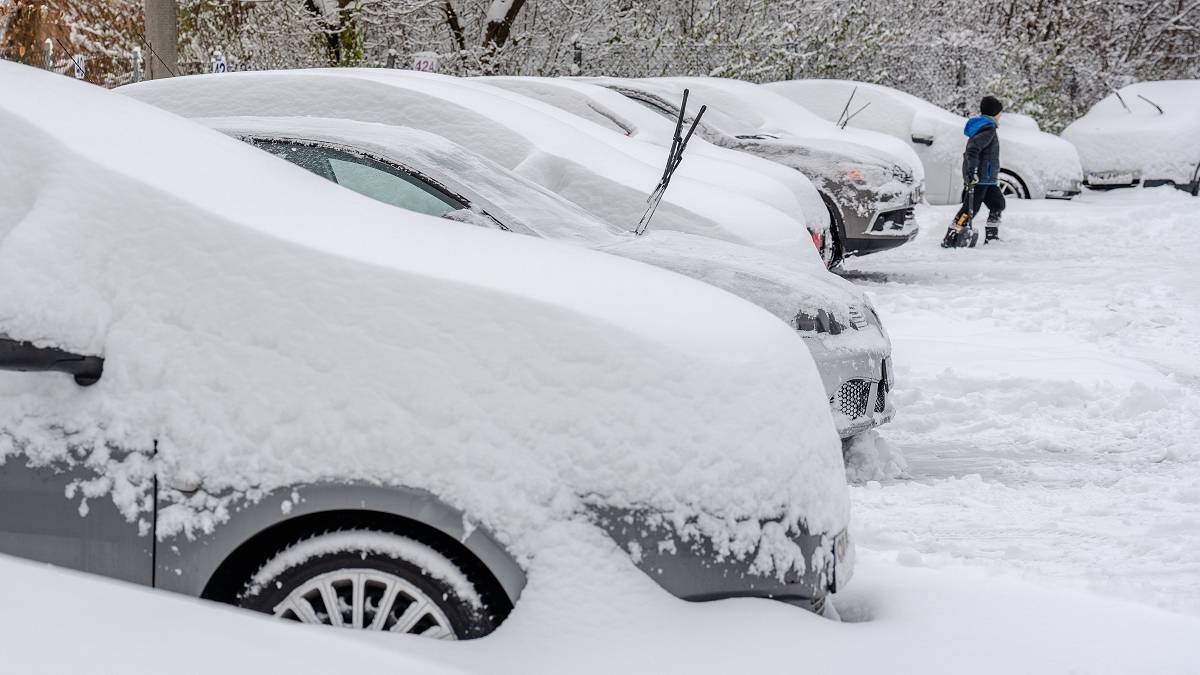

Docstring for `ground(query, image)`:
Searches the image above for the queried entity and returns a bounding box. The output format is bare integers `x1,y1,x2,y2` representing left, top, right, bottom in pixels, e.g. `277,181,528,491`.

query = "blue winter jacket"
962,116,1000,185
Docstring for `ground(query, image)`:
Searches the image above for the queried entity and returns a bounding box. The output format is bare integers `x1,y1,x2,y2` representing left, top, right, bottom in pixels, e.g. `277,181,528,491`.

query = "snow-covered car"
206,115,895,441
586,76,925,260
473,76,839,267
119,69,818,261
766,79,1084,204
1062,81,1200,195
0,62,853,638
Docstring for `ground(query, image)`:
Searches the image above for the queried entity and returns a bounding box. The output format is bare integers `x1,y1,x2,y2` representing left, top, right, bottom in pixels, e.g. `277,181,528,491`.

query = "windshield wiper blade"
1114,89,1132,113
1137,94,1164,115
835,86,858,128
841,101,871,129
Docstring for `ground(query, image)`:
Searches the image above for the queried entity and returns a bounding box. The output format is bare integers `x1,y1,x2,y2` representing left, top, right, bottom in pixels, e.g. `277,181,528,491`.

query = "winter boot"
985,214,1001,242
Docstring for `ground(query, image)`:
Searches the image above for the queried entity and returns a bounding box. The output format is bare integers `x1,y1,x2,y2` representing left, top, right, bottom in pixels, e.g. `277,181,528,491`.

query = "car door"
0,337,153,585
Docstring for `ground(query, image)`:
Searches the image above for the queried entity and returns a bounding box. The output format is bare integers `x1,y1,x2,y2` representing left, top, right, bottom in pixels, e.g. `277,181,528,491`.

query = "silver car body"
1,63,853,623
767,79,1085,203
206,115,896,440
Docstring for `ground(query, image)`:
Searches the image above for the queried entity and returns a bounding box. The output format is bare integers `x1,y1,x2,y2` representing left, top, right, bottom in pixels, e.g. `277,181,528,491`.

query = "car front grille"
833,379,871,419
847,306,869,330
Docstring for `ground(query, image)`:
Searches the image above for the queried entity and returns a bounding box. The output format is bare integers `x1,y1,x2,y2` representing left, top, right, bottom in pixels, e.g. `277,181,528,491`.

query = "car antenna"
835,86,858,128
636,89,706,236
1136,94,1164,115
1113,89,1131,113
840,101,871,129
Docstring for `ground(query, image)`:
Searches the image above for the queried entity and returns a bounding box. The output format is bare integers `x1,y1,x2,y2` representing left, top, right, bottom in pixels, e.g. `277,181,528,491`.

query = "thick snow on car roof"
204,115,863,328
1063,81,1200,182
768,79,964,125
475,76,830,235
0,62,848,576
119,69,810,255
203,115,625,245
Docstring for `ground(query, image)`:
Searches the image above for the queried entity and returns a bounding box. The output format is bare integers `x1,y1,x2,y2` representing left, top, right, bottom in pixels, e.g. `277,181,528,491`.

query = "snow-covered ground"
844,187,1200,618
7,187,1199,673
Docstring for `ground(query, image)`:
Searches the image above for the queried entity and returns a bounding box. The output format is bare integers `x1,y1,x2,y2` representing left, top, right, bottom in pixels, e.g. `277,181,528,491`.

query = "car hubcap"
999,178,1025,198
272,568,458,638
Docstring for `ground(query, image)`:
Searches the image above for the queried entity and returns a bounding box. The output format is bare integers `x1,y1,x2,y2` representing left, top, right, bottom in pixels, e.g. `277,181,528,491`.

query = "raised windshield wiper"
835,86,858,128
1114,89,1132,112
841,101,871,129
1137,94,1164,115
635,89,706,236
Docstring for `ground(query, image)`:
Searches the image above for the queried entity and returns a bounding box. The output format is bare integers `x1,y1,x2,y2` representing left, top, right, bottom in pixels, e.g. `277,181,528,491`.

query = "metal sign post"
132,47,144,83
43,39,53,71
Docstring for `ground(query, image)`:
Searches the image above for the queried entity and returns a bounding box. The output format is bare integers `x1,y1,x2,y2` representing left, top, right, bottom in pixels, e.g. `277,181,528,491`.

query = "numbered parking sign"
411,51,438,73
212,52,227,74
73,55,85,79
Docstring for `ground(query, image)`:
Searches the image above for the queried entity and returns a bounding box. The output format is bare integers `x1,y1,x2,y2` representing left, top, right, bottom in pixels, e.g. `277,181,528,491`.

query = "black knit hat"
981,95,1003,117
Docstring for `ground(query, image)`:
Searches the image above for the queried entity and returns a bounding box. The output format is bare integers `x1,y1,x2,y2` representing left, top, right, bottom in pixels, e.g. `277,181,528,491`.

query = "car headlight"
842,167,865,183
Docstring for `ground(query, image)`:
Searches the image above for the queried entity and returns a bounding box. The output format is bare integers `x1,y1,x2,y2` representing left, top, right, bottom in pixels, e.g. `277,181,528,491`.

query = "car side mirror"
911,134,934,146
0,336,104,386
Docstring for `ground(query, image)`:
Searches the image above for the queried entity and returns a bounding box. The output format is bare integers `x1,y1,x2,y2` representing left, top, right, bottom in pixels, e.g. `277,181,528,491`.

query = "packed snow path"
843,187,1200,616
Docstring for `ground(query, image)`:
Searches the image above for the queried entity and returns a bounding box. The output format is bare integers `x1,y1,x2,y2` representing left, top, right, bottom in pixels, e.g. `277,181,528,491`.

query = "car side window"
325,156,464,218
250,139,467,218
253,140,336,181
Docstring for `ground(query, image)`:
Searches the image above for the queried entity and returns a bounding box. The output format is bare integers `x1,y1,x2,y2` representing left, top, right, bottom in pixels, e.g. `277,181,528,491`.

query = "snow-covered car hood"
476,76,831,242
604,231,880,339
1,63,849,576
587,76,925,182
203,116,866,333
119,69,812,257
1063,81,1200,183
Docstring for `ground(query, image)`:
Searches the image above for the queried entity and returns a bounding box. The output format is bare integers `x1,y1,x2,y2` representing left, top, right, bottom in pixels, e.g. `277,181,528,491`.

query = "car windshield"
253,140,467,218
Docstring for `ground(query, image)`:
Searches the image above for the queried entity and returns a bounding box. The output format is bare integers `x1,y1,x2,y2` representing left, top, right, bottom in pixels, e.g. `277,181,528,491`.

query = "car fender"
155,482,527,606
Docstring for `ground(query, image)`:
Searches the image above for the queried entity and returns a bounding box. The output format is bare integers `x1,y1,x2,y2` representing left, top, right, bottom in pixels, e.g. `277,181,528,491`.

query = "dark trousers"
955,183,1005,223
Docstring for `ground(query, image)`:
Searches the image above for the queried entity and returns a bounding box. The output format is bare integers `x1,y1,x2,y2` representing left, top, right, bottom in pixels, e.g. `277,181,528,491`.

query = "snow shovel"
941,179,980,248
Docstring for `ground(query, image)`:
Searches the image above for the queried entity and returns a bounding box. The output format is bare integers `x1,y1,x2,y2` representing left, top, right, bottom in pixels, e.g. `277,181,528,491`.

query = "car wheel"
818,191,845,269
997,171,1029,199
237,529,500,638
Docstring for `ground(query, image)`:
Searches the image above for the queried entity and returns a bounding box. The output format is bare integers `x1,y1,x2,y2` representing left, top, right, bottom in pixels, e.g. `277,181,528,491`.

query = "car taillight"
810,230,823,252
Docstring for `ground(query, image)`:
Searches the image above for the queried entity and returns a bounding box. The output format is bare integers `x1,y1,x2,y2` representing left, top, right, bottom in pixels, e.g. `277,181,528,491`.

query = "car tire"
818,191,845,269
997,171,1029,199
237,529,500,639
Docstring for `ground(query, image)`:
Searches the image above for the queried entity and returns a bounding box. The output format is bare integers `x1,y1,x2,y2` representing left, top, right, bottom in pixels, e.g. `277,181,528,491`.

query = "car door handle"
0,336,104,386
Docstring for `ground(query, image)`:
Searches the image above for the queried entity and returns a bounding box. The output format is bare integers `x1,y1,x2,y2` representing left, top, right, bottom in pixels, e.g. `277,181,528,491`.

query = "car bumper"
802,331,895,440
841,203,921,257
1044,188,1081,200
592,506,853,603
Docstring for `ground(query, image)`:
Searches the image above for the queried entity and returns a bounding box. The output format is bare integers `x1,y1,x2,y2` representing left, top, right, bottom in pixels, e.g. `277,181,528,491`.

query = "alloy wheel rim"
998,178,1025,198
272,568,458,638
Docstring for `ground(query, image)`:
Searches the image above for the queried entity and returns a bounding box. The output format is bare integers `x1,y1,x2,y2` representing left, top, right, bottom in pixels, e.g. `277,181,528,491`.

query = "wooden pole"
142,0,177,79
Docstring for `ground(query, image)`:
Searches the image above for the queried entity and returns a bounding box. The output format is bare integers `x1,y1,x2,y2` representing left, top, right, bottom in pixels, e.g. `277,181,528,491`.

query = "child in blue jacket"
953,96,1005,242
